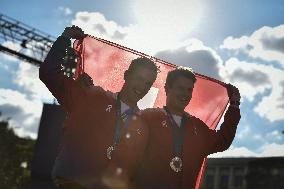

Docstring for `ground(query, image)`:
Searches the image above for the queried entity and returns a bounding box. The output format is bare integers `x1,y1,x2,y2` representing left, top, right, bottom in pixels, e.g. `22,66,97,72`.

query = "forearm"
207,106,240,154
39,36,71,98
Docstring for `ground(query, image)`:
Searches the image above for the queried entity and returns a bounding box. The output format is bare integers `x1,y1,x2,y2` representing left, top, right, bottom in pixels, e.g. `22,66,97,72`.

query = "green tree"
0,117,35,189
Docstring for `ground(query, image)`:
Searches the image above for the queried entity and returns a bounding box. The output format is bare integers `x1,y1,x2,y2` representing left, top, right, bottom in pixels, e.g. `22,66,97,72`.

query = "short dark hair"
166,67,196,87
128,57,158,74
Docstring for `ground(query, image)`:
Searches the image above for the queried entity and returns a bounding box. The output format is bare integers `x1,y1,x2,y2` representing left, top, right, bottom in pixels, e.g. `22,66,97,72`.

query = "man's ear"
124,70,129,81
164,84,169,96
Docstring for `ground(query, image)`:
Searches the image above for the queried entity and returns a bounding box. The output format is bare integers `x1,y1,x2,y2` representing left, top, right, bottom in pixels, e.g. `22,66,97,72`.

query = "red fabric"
73,36,229,189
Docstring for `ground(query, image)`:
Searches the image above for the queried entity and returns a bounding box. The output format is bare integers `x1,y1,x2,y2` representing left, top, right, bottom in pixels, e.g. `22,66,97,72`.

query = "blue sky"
0,0,284,157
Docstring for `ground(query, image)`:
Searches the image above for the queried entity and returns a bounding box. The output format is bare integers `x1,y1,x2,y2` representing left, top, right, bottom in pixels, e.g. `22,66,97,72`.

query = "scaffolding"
0,13,56,66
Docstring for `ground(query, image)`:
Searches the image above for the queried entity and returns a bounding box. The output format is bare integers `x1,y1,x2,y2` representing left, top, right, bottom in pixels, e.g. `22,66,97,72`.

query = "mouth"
133,88,144,99
134,89,142,95
178,96,190,104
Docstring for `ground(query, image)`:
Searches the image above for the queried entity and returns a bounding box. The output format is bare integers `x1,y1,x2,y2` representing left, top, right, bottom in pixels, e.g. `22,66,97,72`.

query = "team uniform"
136,106,240,189
39,36,148,189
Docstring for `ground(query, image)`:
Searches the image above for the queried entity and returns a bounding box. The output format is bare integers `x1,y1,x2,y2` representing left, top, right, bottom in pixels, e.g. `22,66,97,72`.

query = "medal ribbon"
113,94,134,147
164,106,187,158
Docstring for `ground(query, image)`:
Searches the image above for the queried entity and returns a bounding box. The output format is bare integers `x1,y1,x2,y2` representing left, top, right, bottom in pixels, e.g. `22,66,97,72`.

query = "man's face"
124,66,157,103
165,76,194,111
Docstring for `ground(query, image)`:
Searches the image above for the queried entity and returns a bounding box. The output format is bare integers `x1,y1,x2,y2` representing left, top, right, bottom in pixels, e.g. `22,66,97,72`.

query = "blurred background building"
200,157,284,189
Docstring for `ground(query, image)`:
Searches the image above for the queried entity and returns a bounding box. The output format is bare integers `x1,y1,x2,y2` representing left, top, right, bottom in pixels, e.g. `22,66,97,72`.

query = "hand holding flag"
61,25,85,40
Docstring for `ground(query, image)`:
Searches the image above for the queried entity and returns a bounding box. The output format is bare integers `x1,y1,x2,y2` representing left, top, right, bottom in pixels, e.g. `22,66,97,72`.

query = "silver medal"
170,156,182,172
106,145,115,160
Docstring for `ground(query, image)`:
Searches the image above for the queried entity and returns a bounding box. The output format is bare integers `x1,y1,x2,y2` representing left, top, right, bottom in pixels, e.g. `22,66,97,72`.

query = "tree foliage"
0,118,35,189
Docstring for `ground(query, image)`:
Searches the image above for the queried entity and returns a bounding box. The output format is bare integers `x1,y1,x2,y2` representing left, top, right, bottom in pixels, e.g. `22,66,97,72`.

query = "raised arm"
39,26,85,112
204,84,241,155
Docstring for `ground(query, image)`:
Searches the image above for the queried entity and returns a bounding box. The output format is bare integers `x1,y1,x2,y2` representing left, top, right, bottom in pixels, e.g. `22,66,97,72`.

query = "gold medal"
170,156,182,172
107,145,115,160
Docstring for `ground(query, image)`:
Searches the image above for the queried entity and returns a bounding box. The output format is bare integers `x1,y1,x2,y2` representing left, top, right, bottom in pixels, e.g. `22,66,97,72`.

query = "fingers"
62,25,85,39
226,83,241,102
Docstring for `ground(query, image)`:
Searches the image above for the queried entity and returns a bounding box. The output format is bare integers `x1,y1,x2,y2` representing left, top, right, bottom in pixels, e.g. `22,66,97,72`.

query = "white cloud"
1,40,49,63
221,36,251,51
71,1,206,55
2,41,22,52
131,0,204,38
248,130,284,144
220,58,284,121
252,134,262,141
258,143,284,157
13,61,53,101
236,125,250,140
221,25,284,67
129,0,205,53
58,6,73,16
249,130,283,144
0,41,23,62
219,25,284,121
0,58,54,139
0,88,42,139
209,146,258,157
209,143,284,158
155,39,223,79
265,130,283,142
72,12,128,43
254,81,284,122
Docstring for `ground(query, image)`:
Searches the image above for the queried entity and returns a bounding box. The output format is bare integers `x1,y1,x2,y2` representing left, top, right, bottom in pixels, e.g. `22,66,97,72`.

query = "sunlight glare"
128,0,204,53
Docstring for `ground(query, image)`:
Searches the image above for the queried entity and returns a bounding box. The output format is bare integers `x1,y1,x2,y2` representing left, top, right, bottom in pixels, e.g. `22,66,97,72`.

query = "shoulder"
84,86,116,103
185,114,214,137
140,107,164,116
187,114,209,129
139,107,166,122
188,114,202,124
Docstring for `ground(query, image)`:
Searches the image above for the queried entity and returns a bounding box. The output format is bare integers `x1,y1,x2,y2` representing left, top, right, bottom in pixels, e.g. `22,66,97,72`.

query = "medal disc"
107,146,115,160
170,156,182,172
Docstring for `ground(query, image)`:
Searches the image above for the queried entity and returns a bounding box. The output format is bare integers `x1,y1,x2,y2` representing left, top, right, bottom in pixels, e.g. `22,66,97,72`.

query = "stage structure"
0,13,56,65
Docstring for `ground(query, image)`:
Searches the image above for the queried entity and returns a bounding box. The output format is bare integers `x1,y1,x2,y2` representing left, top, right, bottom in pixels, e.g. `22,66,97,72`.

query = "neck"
165,103,184,116
119,87,136,108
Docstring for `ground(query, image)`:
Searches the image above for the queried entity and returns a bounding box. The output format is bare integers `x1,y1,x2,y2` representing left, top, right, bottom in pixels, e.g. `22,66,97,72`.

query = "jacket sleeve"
39,36,84,112
202,105,241,155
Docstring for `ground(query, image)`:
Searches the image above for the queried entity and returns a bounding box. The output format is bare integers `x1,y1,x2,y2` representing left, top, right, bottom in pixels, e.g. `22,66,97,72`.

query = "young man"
136,68,241,189
39,26,158,189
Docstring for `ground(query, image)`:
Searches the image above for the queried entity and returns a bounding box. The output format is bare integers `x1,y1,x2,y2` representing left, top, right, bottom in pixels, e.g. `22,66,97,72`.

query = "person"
39,25,158,189
135,68,241,189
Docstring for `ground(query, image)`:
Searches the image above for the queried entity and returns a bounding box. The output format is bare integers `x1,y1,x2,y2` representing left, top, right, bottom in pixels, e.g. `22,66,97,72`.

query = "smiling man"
136,68,241,189
39,26,158,189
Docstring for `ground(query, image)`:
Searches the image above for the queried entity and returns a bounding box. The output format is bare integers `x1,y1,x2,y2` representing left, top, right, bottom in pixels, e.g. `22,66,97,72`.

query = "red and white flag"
74,35,229,189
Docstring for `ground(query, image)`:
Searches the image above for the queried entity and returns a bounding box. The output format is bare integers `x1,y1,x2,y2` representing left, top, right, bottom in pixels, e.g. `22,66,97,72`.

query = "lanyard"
164,106,187,158
112,95,134,146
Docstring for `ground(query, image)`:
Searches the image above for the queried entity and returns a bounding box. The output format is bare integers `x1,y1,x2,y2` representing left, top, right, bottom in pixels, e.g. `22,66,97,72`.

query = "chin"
133,96,141,103
137,93,146,101
178,104,188,111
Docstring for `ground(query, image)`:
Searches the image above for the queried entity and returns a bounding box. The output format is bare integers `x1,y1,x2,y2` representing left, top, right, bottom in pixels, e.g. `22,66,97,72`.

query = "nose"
137,85,148,94
180,89,192,100
181,88,190,96
137,80,150,91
